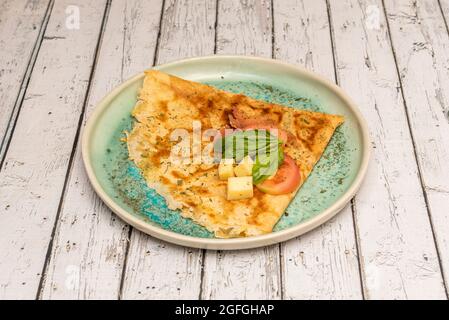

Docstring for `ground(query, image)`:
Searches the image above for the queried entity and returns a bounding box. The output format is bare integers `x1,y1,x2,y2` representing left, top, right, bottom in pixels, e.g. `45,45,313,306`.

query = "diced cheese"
234,155,254,177
227,176,253,200
218,158,235,180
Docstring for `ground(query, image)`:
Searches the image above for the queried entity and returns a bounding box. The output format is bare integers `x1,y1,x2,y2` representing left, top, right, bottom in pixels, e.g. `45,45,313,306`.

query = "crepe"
126,70,344,238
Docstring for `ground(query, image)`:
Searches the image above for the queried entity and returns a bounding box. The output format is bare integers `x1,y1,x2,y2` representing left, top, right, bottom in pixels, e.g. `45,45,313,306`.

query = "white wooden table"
1,0,449,300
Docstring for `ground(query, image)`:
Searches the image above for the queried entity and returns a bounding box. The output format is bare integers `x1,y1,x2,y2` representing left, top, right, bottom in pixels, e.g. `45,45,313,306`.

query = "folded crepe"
126,70,344,238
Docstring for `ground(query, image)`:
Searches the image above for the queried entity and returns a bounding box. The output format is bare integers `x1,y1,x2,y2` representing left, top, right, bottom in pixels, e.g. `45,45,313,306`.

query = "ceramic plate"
82,56,370,250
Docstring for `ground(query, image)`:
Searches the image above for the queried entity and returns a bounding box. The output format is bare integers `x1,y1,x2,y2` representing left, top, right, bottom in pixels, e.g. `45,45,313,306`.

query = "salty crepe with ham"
126,70,344,238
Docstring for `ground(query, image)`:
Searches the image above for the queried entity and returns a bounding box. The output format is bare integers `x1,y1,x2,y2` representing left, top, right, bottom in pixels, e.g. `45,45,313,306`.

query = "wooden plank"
429,0,449,295
273,0,363,300
40,0,163,300
120,0,216,300
442,0,449,25
0,0,52,161
383,0,449,295
215,0,272,55
200,0,282,300
122,236,203,299
328,0,446,299
201,247,280,299
0,0,108,299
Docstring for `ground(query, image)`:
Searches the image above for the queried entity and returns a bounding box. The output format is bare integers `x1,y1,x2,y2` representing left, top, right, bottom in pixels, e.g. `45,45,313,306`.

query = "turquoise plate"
82,56,370,250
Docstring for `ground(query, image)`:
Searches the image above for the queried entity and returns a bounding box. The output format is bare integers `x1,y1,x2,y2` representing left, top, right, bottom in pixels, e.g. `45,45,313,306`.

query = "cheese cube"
218,158,235,180
234,155,254,177
227,176,253,200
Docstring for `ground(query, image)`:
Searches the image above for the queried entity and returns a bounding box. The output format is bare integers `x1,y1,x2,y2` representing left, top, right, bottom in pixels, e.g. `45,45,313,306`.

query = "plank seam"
198,249,207,300
325,0,339,86
325,0,366,300
271,0,285,301
278,244,285,300
118,227,133,300
271,0,276,60
119,0,128,82
198,0,220,300
350,199,367,299
152,0,166,67
118,0,166,300
381,0,449,299
199,0,220,300
35,0,113,300
0,0,55,169
213,0,219,55
268,0,283,300
437,0,449,38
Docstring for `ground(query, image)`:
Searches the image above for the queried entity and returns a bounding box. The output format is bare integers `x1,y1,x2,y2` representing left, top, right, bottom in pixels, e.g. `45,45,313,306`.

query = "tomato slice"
256,155,301,195
228,107,294,145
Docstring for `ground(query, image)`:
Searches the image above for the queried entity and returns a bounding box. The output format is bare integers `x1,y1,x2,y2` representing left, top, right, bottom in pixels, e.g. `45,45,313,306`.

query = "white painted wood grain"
273,0,335,78
441,0,449,18
0,0,51,160
329,0,446,299
273,0,363,300
0,0,108,299
202,248,280,299
123,236,203,299
383,0,449,296
215,0,272,56
156,0,217,62
1,0,447,300
201,0,282,300
40,0,163,300
120,0,216,300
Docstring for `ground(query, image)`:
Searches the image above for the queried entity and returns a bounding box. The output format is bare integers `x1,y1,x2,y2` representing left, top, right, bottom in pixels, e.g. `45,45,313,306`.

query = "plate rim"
81,55,371,250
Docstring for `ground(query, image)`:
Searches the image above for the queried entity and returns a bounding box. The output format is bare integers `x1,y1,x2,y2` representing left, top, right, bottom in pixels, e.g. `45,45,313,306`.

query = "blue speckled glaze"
100,79,354,237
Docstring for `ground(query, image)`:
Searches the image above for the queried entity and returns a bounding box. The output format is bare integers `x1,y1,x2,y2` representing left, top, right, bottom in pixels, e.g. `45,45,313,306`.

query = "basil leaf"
252,141,284,184
214,129,278,162
213,129,285,184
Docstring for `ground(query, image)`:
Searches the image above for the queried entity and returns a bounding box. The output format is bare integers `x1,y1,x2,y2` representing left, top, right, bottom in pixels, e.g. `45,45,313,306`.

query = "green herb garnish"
252,144,284,184
214,129,284,184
